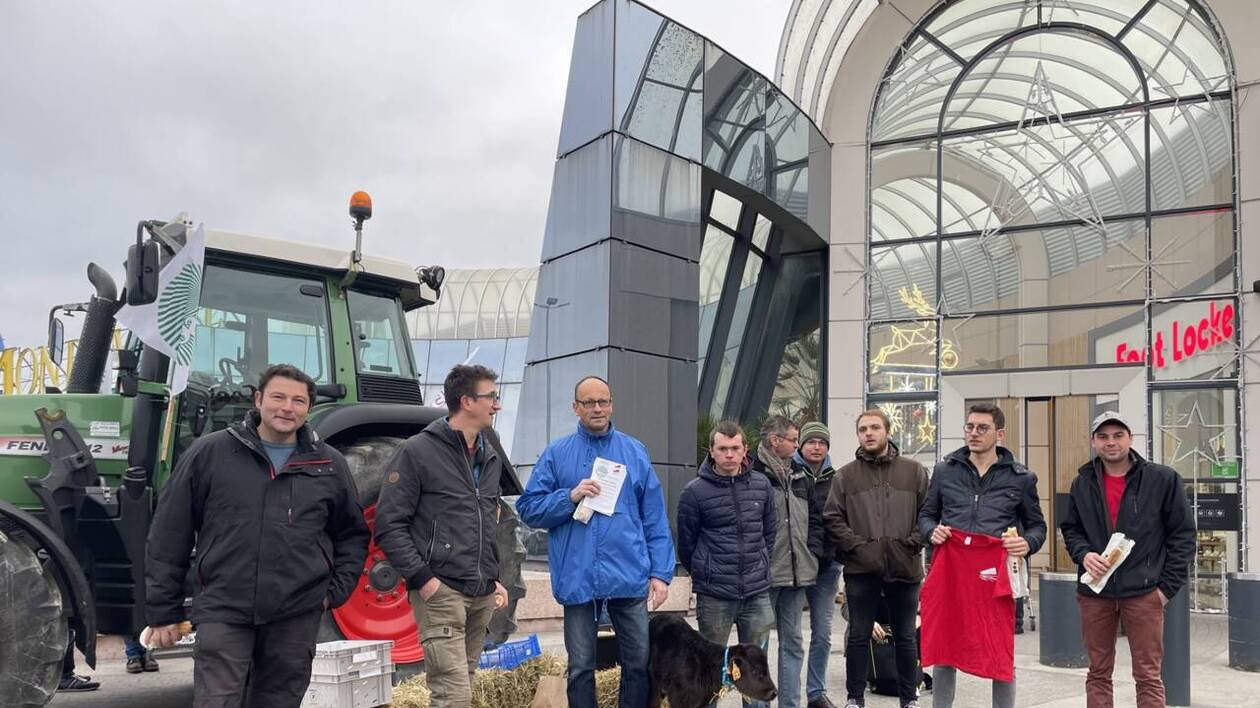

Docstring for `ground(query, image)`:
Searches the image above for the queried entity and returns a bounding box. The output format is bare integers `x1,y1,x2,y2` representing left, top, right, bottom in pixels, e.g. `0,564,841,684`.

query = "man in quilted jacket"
677,419,777,708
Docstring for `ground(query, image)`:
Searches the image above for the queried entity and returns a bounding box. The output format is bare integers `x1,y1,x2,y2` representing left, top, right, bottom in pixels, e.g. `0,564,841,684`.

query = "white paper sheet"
580,457,627,517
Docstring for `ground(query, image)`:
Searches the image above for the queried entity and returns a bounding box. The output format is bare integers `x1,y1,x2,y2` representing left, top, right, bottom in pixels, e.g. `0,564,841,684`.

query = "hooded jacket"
374,417,506,598
677,456,777,600
917,446,1047,555
795,449,839,565
516,422,675,605
1059,451,1196,599
824,442,928,582
752,447,823,588
146,410,369,626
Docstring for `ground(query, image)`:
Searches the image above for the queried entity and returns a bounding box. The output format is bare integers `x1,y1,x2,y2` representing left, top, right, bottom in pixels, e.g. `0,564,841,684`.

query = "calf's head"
727,644,776,702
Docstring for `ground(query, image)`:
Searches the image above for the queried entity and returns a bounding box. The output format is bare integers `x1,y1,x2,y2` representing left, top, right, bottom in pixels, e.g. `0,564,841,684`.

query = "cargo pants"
410,583,497,706
193,608,323,708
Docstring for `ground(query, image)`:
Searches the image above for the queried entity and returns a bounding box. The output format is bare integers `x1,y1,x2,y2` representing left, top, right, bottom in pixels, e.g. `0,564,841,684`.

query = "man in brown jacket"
823,409,929,708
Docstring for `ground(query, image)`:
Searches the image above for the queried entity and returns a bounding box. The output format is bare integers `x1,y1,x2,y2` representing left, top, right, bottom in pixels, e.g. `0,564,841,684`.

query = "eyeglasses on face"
469,391,501,402
963,423,994,434
576,398,613,410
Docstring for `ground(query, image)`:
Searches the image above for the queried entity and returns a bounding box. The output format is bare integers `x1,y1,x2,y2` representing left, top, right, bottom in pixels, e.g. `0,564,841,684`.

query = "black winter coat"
1059,452,1196,599
796,451,839,566
918,446,1047,554
146,411,369,626
676,458,777,600
374,418,506,598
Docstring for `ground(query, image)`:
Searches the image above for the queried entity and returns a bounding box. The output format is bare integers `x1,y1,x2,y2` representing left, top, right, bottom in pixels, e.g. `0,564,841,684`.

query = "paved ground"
51,612,1260,707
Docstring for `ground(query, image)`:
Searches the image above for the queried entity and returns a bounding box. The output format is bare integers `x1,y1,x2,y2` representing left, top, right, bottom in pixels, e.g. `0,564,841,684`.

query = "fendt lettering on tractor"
0,193,526,706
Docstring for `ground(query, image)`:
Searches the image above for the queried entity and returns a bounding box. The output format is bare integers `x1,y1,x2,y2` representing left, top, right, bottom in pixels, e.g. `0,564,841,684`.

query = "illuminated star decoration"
1156,400,1238,472
917,415,937,446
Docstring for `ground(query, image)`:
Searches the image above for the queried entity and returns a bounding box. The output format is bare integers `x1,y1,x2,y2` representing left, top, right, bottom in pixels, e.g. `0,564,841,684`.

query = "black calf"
647,613,776,708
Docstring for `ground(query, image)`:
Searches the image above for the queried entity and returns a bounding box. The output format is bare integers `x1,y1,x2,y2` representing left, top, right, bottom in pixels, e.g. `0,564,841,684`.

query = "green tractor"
0,196,526,705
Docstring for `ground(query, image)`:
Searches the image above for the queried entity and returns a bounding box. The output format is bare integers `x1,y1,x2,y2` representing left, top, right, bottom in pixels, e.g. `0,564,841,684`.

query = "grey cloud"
0,0,785,347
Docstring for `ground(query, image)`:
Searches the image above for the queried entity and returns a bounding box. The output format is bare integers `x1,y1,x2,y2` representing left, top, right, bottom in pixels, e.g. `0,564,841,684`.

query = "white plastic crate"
301,668,393,708
309,640,393,679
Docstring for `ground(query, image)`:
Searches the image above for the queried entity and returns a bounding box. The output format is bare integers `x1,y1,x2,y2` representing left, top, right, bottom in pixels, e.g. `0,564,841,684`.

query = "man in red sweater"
1060,411,1195,708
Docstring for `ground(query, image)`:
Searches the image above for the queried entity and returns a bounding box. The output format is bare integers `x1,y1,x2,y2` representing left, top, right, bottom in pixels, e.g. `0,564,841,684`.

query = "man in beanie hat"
795,421,841,708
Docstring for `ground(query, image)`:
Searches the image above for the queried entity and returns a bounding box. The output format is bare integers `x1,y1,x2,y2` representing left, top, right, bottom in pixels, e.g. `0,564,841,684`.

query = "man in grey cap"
1060,411,1195,708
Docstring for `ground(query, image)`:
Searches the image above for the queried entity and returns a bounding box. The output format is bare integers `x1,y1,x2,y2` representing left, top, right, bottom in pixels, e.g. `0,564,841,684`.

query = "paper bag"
532,675,569,708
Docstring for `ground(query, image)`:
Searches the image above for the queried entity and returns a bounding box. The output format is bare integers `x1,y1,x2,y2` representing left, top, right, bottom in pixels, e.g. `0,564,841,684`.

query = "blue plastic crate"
478,633,541,670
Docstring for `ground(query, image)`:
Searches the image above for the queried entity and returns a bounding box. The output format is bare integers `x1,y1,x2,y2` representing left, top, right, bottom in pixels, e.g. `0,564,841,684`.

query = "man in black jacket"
1060,411,1195,708
375,364,510,706
145,364,369,708
677,420,777,707
917,402,1046,708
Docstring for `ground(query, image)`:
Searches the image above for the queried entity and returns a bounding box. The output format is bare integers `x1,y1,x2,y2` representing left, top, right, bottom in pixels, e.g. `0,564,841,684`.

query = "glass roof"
867,0,1234,319
873,0,1231,144
408,267,538,340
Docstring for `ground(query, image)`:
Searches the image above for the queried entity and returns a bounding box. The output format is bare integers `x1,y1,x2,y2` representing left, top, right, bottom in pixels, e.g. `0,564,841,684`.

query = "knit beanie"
799,421,830,446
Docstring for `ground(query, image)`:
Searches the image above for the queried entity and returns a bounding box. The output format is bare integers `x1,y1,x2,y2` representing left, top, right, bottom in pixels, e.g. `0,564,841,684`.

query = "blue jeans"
695,593,775,708
805,560,842,700
124,636,146,660
563,598,649,708
770,586,809,708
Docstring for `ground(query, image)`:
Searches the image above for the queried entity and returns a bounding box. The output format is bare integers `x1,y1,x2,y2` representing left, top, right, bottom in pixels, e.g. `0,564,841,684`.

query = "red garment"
921,530,1015,681
1104,472,1127,529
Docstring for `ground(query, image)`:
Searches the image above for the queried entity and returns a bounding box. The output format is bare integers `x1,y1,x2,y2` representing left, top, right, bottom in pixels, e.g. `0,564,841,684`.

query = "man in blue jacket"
517,376,675,708
677,420,776,708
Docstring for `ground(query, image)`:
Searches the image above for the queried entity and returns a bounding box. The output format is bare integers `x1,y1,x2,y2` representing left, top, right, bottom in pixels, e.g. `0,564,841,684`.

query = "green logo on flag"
157,262,203,367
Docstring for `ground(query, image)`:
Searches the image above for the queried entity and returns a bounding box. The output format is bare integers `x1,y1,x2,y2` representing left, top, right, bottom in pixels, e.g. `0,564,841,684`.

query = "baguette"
1103,546,1123,566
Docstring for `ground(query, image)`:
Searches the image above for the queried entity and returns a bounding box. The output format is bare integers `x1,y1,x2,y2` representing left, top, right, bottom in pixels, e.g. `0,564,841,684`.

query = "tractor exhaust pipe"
67,263,121,393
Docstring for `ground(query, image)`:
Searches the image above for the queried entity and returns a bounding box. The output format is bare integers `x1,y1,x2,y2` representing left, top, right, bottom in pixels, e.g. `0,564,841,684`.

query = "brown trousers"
1077,589,1166,708
410,584,497,707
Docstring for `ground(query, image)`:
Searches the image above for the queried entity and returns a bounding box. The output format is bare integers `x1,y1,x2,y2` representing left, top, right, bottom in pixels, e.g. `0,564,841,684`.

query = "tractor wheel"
321,436,525,675
0,526,67,707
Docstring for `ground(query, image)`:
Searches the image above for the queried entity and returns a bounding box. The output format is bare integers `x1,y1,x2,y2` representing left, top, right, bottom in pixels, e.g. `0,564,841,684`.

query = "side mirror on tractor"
125,238,160,306
47,314,65,367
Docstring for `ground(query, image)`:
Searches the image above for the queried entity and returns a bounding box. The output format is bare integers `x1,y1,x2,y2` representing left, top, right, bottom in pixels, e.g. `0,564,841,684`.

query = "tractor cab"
164,225,439,467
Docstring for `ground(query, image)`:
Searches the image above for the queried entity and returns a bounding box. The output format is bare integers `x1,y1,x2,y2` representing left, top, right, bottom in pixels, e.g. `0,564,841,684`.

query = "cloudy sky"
0,1,788,348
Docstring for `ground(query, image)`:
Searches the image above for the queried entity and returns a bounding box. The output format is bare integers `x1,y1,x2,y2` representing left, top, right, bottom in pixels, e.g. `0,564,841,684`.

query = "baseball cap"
1090,411,1131,435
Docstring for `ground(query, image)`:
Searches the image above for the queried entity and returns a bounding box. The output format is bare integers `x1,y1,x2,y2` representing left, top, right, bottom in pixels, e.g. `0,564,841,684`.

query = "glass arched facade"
866,0,1238,609
407,267,537,456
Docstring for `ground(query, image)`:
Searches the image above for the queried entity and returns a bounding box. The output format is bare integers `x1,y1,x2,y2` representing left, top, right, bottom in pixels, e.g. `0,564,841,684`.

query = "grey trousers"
931,666,1016,708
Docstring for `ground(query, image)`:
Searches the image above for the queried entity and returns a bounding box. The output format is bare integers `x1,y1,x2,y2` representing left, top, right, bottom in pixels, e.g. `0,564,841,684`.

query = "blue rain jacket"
517,422,675,605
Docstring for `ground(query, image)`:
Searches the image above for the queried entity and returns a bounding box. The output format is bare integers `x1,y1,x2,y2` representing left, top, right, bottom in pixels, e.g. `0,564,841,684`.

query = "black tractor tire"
338,435,407,508
0,527,67,707
321,435,525,655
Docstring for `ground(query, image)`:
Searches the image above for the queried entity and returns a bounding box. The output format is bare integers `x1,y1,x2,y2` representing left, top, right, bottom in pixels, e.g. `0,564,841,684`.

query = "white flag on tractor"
116,225,206,395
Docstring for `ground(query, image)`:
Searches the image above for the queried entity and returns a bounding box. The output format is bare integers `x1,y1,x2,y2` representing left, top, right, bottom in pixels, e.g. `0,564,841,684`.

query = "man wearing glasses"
917,402,1046,708
750,414,824,708
517,376,675,708
375,364,511,706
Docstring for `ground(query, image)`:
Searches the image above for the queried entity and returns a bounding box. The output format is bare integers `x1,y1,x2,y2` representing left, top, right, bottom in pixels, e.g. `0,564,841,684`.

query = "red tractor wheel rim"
331,504,423,664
